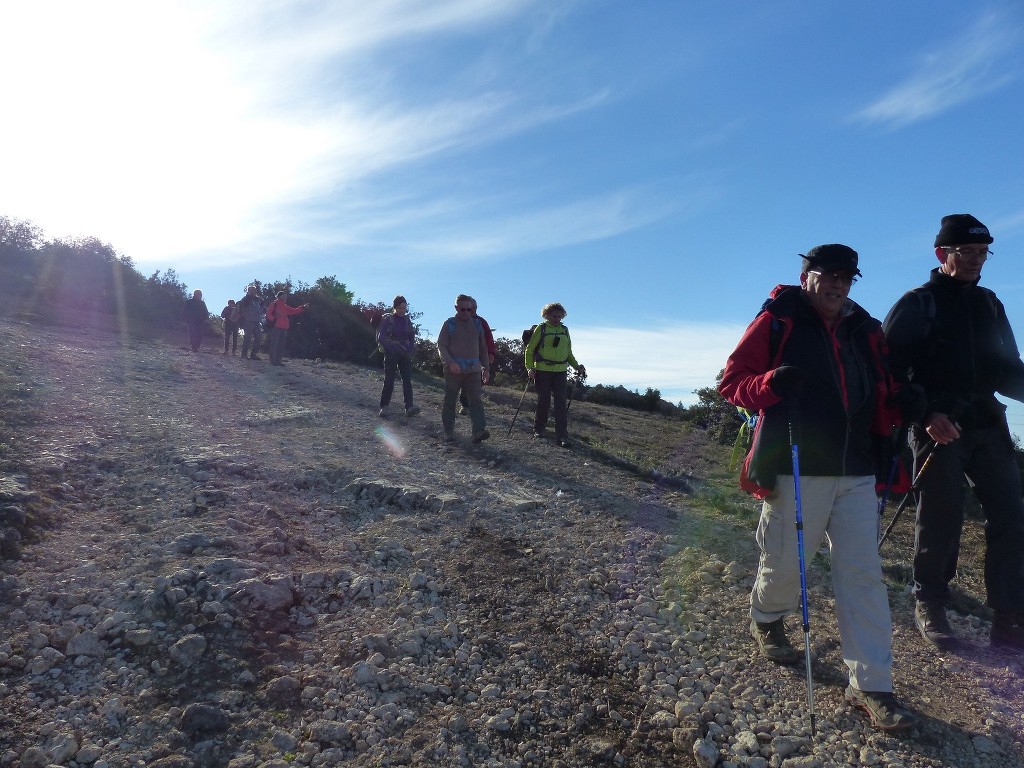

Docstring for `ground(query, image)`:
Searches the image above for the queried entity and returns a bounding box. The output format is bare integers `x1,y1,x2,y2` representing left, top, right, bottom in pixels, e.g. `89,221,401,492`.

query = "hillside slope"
0,317,1021,768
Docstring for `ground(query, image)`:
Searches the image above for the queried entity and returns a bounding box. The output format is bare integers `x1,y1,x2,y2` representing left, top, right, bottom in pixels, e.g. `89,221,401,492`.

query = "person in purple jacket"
377,295,421,418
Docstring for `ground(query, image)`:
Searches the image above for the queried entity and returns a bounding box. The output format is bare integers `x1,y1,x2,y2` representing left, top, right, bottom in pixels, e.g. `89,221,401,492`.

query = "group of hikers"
182,283,587,445
178,212,1024,734
182,284,308,366
719,213,1024,732
375,294,585,447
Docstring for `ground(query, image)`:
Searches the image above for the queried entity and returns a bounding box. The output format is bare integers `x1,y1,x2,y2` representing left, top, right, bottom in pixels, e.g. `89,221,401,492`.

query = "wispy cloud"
571,323,747,405
0,0,606,264
853,13,1021,129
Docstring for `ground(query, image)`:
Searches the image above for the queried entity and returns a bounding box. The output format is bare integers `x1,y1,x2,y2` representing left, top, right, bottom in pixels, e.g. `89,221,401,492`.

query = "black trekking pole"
876,426,909,518
877,440,938,551
565,369,586,416
789,405,816,737
506,377,532,438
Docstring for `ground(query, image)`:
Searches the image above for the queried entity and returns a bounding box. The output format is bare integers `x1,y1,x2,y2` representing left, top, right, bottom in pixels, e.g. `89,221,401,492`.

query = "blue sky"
3,1,1024,432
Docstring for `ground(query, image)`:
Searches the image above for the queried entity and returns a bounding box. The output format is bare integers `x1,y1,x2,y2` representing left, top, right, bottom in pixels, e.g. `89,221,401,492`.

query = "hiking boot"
443,431,456,444
533,431,545,439
845,686,917,732
405,406,421,417
990,611,1024,652
749,619,800,665
914,601,959,650
471,429,490,443
458,405,469,415
557,438,571,449
378,406,388,418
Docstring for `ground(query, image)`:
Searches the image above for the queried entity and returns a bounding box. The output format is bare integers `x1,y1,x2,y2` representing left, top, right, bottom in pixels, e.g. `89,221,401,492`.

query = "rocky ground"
0,316,1022,768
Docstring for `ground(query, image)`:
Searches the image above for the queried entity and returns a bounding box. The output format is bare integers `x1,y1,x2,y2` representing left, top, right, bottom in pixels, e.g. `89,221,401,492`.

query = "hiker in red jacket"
266,290,308,367
720,244,916,732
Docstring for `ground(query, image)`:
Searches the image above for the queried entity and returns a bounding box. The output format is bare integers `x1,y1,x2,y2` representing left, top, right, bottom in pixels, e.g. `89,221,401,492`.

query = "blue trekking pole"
789,410,816,736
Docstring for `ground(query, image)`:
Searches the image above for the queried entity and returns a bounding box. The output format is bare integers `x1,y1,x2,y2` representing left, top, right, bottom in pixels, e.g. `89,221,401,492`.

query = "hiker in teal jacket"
525,302,586,448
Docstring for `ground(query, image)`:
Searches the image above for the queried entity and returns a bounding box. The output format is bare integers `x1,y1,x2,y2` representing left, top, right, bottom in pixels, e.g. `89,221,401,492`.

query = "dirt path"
1,318,1022,768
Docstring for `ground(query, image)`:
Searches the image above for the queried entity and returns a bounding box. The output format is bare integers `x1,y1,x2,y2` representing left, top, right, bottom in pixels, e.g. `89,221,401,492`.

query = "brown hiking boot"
991,611,1024,652
750,618,800,665
845,686,917,732
914,600,958,650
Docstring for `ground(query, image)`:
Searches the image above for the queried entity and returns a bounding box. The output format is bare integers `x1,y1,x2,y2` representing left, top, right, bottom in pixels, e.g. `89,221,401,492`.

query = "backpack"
909,285,998,353
447,316,483,336
525,323,570,365
728,311,784,472
377,313,395,354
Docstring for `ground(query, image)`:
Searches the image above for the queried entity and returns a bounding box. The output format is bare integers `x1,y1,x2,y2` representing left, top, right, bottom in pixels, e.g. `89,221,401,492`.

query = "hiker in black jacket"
883,214,1024,653
237,286,265,360
182,290,209,352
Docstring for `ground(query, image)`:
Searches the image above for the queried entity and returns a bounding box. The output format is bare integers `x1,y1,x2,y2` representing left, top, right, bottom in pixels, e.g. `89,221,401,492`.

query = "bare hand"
448,362,462,375
482,370,489,385
924,412,961,445
528,369,536,381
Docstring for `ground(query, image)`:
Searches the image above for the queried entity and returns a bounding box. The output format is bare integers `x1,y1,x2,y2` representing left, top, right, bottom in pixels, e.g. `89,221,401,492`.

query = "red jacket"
720,285,903,498
266,298,306,330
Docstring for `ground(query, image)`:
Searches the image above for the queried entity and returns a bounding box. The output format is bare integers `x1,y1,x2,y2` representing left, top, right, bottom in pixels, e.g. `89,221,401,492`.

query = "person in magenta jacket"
266,290,309,366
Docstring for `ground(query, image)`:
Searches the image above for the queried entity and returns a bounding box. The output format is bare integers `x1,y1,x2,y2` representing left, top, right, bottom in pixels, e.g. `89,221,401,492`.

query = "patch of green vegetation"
690,483,759,525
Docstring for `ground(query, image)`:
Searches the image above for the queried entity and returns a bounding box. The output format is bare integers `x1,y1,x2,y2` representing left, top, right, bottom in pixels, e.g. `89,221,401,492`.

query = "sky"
3,1,1024,433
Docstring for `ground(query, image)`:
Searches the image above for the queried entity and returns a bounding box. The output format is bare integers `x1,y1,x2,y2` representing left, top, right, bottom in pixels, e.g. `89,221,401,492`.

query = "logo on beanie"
934,214,993,246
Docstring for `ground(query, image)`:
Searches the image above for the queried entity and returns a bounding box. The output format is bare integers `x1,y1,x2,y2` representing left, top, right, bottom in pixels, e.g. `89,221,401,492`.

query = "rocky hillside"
0,316,1022,768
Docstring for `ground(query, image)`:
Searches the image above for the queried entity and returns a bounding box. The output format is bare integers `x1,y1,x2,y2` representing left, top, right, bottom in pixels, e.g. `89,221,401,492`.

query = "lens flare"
374,425,407,458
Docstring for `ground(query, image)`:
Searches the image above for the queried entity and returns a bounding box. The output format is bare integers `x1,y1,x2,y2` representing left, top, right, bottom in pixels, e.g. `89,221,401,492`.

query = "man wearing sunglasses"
720,244,916,731
437,294,491,443
883,214,1024,653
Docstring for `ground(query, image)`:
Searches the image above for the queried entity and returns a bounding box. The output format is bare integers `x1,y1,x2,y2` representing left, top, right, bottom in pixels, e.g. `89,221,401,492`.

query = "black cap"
934,214,993,247
800,244,862,277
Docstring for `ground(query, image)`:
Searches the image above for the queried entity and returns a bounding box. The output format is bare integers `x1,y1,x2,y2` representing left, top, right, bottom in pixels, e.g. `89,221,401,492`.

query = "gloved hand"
769,365,804,400
575,365,587,381
892,383,928,424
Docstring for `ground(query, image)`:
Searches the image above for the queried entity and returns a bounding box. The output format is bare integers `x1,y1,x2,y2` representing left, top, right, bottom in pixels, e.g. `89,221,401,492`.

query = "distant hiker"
266,290,309,367
524,302,586,448
238,285,265,360
220,299,239,355
883,214,1024,654
459,300,496,414
181,289,209,353
377,295,420,418
719,244,917,731
437,294,490,443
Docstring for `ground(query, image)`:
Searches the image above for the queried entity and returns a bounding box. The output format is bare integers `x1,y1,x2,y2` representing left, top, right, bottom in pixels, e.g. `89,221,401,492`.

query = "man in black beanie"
883,214,1024,653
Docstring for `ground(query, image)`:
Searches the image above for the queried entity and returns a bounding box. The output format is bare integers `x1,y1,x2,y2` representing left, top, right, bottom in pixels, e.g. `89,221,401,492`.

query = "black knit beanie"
934,214,993,247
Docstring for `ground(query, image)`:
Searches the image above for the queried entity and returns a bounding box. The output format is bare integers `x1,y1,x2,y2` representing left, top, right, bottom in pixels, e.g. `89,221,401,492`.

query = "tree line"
0,214,732,425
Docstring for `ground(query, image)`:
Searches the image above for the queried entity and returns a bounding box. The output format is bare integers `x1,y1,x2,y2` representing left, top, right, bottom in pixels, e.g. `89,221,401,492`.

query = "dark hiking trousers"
241,321,261,358
533,369,568,440
911,420,1024,612
187,322,204,352
380,354,414,409
224,323,239,353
